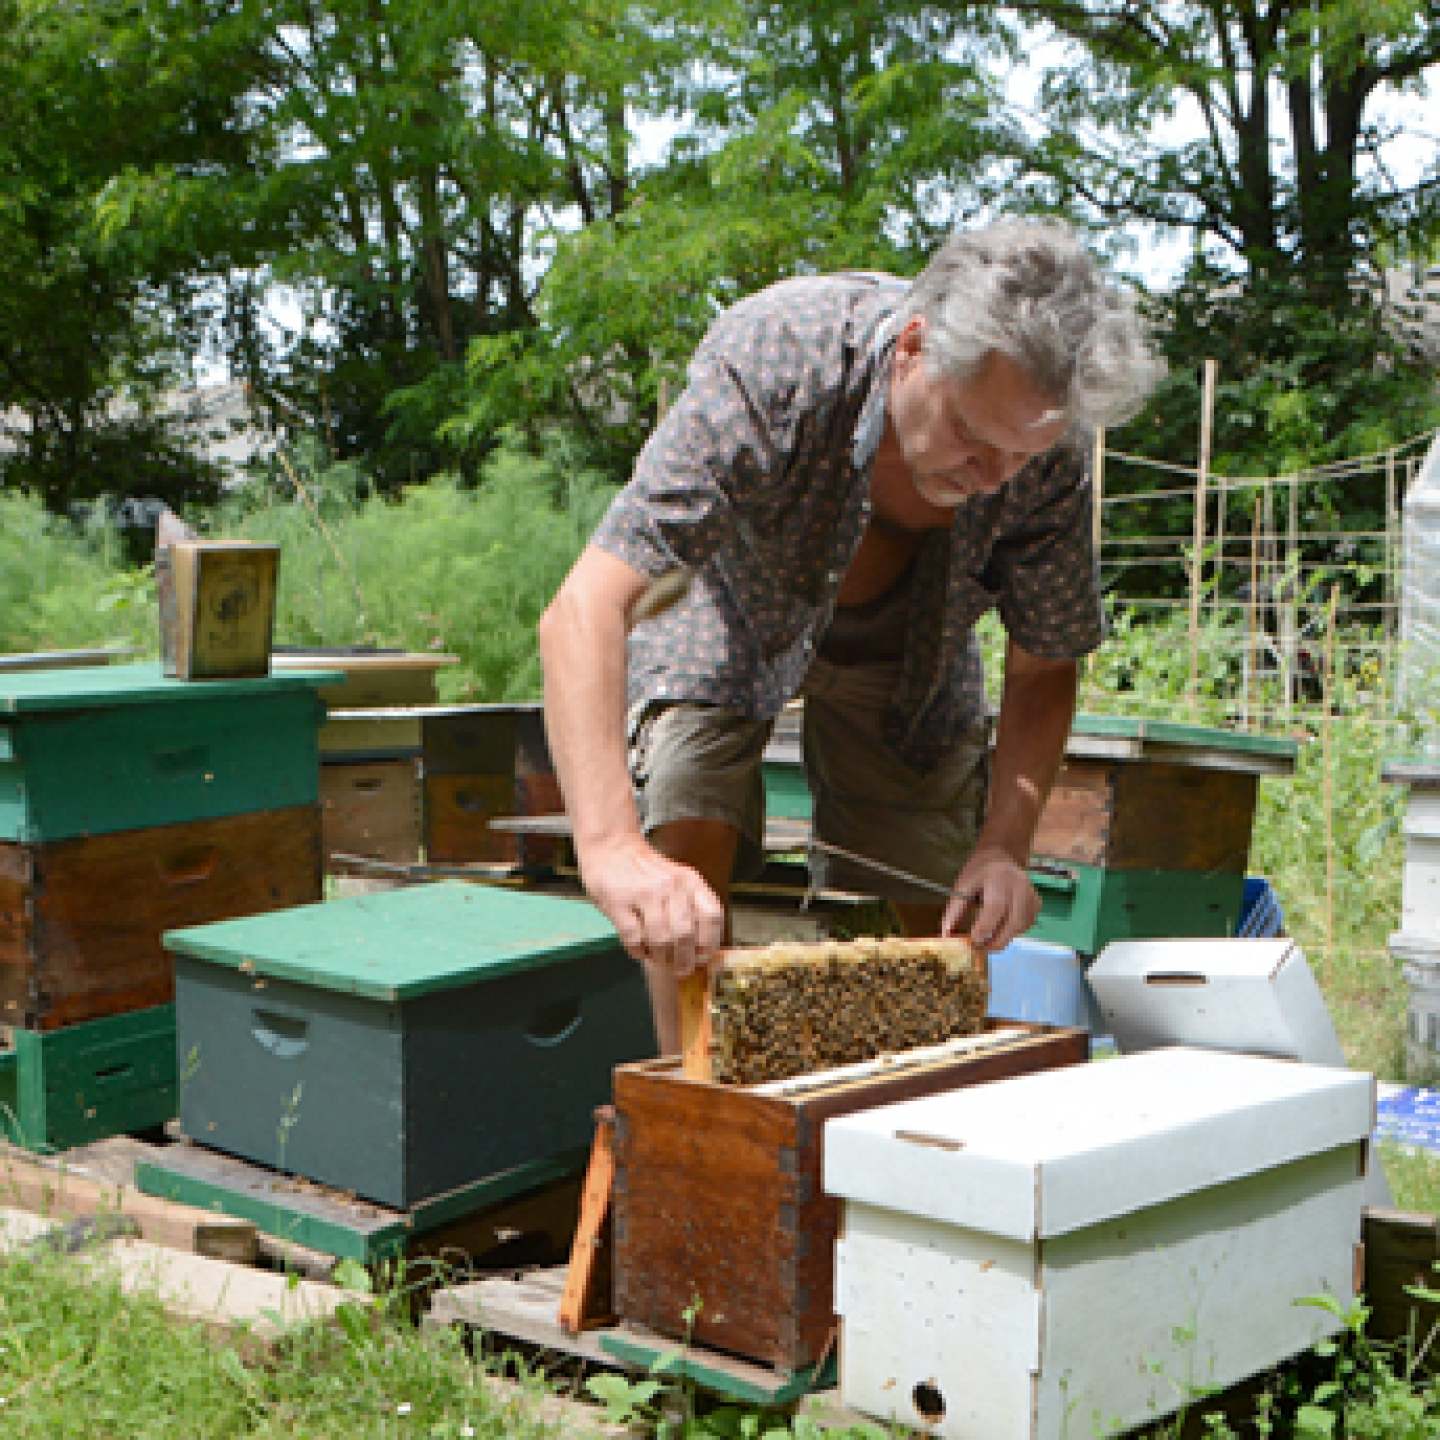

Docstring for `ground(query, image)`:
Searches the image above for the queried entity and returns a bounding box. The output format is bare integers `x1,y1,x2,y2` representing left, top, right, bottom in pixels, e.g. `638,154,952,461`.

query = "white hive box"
1396,782,1440,945
1086,937,1345,1064
823,1048,1372,1440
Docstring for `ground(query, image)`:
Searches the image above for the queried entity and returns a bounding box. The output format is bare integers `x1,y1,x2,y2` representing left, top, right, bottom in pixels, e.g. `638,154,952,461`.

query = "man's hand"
941,844,1040,954
578,834,727,978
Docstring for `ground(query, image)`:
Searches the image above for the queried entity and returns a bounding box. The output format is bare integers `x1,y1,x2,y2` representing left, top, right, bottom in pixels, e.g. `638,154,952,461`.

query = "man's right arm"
538,543,726,975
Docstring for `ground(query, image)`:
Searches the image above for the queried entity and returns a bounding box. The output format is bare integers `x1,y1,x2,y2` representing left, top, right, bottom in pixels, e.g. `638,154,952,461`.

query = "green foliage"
0,1244,549,1438
0,492,154,654
0,0,264,509
216,431,617,700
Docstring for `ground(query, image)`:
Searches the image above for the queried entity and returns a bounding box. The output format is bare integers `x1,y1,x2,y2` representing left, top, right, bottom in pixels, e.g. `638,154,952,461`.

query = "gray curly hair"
898,218,1165,430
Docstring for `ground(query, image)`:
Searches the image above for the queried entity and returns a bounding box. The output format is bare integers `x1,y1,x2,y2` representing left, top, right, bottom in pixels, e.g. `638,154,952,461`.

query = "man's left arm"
943,637,1077,951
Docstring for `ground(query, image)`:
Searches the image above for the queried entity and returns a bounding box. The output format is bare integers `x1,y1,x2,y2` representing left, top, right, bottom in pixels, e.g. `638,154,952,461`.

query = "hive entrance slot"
912,1380,946,1423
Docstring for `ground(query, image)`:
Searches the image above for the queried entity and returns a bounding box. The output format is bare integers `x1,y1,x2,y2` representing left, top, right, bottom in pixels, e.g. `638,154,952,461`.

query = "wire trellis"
1090,412,1440,730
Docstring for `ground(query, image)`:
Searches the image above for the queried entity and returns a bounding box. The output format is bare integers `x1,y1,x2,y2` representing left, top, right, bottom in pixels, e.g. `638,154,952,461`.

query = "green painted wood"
1027,862,1245,957
0,1047,16,1133
0,663,335,841
1068,712,1296,761
0,727,13,763
4,1004,177,1153
165,880,624,1000
762,759,812,822
171,887,653,1207
0,661,340,713
599,1332,835,1405
134,1148,585,1263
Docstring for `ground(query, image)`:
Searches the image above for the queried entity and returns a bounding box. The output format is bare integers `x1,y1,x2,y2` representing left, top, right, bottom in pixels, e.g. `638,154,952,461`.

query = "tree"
1011,0,1440,299
0,0,268,511
446,0,1020,473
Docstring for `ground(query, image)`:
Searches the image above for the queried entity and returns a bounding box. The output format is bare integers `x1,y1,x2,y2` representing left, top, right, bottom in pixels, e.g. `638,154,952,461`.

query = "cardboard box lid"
0,661,341,714
823,1047,1372,1242
1087,938,1346,1066
164,881,621,1001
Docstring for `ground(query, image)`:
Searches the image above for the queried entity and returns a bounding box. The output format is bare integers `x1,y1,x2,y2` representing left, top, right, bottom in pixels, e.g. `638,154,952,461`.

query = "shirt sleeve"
589,298,829,578
985,447,1106,661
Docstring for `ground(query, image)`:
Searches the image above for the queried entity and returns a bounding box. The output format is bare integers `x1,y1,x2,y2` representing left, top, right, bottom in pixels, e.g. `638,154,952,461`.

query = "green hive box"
0,662,333,842
165,881,654,1210
1027,862,1246,956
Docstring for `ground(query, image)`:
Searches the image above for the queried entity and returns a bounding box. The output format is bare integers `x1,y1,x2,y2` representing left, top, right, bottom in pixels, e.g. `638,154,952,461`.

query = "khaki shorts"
627,658,990,901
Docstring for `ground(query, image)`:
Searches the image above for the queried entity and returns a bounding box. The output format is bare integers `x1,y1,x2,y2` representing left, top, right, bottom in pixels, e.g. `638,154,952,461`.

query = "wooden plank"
600,1327,831,1407
489,813,814,854
430,1267,833,1408
558,1107,617,1333
0,1145,258,1262
678,971,713,1082
1363,1206,1440,1355
272,651,457,708
431,1266,614,1365
136,1143,585,1263
96,1236,363,1337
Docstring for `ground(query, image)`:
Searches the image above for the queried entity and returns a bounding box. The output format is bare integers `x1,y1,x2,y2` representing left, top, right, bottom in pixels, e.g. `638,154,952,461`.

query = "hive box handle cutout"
252,1009,310,1059
524,999,582,1047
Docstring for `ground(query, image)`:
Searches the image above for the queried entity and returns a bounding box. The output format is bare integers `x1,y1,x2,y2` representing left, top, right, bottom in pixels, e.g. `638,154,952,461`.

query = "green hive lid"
164,882,622,1000
1068,712,1296,761
0,661,342,713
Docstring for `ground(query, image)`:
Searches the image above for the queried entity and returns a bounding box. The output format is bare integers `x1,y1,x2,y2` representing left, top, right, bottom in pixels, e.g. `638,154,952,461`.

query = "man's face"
888,318,1068,511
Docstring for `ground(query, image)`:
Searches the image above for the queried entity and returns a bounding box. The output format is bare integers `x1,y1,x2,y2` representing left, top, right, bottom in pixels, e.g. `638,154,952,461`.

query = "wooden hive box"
1033,715,1295,874
165,881,654,1210
319,757,422,869
611,1023,1088,1374
825,1049,1372,1439
1,805,322,1030
421,704,563,869
1025,716,1296,954
0,662,332,842
0,662,332,1029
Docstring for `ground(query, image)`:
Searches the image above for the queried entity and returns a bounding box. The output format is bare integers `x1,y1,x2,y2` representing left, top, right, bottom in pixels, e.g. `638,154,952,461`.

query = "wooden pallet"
136,1140,586,1264
429,1265,835,1406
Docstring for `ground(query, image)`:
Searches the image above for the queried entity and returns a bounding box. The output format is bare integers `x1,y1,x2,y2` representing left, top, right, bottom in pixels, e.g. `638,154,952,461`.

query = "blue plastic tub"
988,936,1092,1030
1236,877,1285,938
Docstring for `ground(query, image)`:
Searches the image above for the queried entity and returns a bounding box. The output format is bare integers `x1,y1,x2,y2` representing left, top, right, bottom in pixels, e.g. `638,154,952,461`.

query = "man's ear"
894,315,926,373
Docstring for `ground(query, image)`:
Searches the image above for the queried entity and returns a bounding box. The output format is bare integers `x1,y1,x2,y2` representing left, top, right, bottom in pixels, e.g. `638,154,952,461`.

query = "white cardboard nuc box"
823,1048,1372,1440
1086,937,1346,1064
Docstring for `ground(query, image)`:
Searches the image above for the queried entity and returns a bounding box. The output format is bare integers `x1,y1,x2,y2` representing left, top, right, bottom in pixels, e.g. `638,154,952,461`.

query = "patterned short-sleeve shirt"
590,272,1104,772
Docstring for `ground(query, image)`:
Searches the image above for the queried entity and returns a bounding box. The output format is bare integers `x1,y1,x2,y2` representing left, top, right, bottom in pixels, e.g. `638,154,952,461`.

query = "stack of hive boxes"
0,662,331,1152
272,650,457,876
1383,759,1440,1080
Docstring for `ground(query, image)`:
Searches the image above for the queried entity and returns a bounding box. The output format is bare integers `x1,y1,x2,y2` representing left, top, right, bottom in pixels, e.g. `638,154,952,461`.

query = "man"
539,218,1163,1051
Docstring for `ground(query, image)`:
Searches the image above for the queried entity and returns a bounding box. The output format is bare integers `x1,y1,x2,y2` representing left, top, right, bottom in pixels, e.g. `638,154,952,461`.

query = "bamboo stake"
1386,448,1398,637
1285,475,1300,729
1245,495,1261,727
1321,583,1339,965
1214,477,1227,621
1188,358,1218,713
